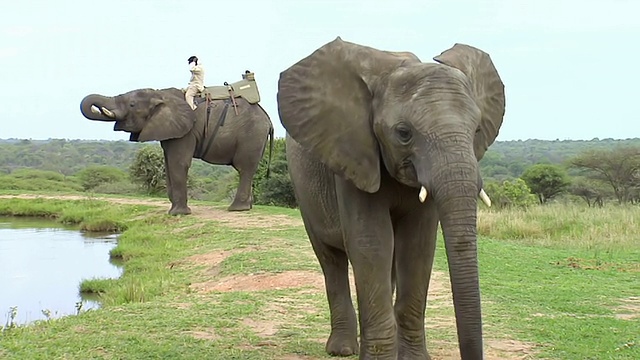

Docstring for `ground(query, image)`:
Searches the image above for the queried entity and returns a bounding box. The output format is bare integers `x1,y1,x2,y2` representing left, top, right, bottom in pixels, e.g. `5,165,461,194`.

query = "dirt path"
2,193,536,359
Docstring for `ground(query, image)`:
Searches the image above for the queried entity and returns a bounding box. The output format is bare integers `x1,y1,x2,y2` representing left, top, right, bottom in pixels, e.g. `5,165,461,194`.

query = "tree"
129,145,166,194
569,177,610,207
569,146,640,204
521,164,571,204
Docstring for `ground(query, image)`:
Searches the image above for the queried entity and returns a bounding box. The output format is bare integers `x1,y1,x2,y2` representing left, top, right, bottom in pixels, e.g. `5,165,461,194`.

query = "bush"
252,138,297,208
129,145,166,195
76,166,127,191
484,178,537,209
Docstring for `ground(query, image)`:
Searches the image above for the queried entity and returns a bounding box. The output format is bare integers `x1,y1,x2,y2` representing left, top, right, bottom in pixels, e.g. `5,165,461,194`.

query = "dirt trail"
3,193,535,359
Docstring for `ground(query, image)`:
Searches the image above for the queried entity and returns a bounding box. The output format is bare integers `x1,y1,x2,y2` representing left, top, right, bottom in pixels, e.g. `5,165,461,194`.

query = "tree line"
1,137,639,209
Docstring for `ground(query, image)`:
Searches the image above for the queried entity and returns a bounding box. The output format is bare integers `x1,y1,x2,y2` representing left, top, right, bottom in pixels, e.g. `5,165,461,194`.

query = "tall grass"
478,203,639,250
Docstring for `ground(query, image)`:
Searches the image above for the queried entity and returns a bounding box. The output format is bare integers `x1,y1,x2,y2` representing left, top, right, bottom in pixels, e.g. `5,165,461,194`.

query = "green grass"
0,197,156,232
0,194,638,359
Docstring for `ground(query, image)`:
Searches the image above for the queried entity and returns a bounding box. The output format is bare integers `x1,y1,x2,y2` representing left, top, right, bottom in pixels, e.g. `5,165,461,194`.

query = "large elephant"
80,87,273,215
277,37,505,359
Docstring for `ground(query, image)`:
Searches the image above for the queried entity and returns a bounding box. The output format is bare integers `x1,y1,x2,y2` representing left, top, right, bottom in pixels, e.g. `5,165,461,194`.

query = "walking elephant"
80,87,273,215
277,37,505,359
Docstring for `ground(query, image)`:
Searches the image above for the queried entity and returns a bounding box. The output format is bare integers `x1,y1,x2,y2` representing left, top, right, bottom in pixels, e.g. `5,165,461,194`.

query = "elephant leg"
393,203,438,360
308,237,359,356
161,141,193,216
228,137,266,211
163,148,174,205
336,178,396,359
228,167,253,211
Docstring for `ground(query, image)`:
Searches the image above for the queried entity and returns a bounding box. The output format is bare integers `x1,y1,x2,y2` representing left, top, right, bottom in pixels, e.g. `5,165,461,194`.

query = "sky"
0,0,638,142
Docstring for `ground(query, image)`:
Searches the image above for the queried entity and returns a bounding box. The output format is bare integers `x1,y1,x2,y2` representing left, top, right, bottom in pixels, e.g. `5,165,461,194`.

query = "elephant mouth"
129,132,140,142
90,105,116,119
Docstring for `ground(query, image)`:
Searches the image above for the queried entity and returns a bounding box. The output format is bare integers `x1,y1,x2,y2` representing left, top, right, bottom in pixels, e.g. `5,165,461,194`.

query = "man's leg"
185,86,197,110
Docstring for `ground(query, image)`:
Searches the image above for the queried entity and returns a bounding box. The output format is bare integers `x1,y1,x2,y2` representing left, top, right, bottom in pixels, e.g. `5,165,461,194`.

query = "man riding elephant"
185,55,205,110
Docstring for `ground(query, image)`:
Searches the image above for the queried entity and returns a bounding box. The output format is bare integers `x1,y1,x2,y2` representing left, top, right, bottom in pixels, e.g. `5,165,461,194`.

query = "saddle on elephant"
184,70,261,105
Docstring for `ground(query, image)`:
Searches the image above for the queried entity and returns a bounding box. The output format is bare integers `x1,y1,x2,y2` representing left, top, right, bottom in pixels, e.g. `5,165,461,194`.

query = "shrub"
128,145,166,195
76,166,127,191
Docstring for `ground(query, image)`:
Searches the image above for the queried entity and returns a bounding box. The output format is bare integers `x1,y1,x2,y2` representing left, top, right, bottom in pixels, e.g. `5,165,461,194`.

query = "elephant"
277,37,505,359
80,87,273,215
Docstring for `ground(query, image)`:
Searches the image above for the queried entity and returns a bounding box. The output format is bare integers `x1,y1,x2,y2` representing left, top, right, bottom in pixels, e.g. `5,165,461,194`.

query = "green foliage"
568,145,640,204
0,169,82,192
128,145,166,195
479,137,640,180
521,164,571,203
75,166,127,191
0,139,231,179
484,178,537,209
252,138,297,208
569,177,611,207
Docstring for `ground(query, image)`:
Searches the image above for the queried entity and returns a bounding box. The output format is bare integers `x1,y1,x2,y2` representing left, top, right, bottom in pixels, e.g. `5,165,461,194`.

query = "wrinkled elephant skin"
277,37,505,359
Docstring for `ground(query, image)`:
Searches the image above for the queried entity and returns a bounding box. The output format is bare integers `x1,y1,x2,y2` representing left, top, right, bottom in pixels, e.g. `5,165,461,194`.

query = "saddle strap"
196,99,231,159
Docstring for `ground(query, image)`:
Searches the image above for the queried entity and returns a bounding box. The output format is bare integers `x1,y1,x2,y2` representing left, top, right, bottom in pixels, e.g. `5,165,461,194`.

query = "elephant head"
80,88,196,142
277,37,505,357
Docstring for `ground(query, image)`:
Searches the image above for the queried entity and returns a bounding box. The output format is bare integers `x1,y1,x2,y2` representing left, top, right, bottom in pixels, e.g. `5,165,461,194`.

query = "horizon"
1,0,638,142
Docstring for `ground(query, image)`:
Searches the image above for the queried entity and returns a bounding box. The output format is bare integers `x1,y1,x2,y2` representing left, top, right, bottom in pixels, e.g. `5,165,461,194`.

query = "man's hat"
188,56,198,63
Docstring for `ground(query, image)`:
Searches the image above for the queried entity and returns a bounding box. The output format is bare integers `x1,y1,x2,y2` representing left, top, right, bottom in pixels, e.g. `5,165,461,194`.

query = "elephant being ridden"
277,37,505,359
80,87,273,215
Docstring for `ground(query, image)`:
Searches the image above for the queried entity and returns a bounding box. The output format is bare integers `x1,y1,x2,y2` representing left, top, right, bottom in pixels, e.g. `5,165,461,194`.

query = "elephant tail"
266,125,274,179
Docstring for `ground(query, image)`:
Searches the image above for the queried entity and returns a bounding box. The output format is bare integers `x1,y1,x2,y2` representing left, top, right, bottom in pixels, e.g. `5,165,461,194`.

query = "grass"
0,194,638,359
0,197,156,232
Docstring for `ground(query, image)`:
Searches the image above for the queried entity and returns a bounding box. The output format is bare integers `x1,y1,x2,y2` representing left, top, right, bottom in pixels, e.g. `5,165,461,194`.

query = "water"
0,217,123,326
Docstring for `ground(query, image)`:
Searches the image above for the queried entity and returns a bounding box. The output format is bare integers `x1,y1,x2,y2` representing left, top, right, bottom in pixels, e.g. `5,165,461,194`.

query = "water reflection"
0,217,123,326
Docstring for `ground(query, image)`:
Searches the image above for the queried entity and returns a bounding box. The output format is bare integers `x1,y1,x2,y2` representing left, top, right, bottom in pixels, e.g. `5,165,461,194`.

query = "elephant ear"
433,44,506,161
277,37,417,193
137,90,196,142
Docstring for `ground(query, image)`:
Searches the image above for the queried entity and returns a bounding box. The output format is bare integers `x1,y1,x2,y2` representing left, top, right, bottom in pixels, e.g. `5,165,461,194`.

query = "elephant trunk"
418,139,483,359
80,94,119,121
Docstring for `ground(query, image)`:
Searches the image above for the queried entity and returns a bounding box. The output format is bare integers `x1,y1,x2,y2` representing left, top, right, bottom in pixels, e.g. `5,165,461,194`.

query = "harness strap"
197,99,231,159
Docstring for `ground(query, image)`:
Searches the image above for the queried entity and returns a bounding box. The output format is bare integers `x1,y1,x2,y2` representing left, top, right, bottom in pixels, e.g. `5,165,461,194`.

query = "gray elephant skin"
80,87,273,215
277,37,505,359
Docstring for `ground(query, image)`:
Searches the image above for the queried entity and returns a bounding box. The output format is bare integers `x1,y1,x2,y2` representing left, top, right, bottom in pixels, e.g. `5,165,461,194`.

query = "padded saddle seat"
198,71,261,104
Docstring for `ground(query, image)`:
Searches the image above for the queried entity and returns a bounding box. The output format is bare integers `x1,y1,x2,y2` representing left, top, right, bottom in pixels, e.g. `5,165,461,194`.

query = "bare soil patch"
183,328,219,340
190,270,324,293
615,297,640,320
430,339,535,359
189,205,302,228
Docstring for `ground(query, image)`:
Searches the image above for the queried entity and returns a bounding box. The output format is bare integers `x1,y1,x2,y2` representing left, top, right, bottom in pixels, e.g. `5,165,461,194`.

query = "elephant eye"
129,102,135,108
395,124,413,144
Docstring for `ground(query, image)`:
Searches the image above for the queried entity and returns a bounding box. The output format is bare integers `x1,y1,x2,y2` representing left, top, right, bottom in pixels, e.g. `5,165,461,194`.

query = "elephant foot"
326,332,359,357
398,348,431,360
227,201,252,212
398,335,430,360
168,205,191,216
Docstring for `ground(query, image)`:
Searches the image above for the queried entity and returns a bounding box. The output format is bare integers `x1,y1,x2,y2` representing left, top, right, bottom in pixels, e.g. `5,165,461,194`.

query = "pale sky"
1,0,638,141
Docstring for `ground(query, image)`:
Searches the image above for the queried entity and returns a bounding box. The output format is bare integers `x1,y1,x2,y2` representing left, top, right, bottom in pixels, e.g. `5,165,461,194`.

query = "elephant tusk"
90,105,101,115
419,186,428,203
100,107,115,118
479,188,492,207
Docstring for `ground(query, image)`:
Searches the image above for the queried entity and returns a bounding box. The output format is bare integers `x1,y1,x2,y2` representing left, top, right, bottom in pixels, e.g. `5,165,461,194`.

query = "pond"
0,217,123,326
